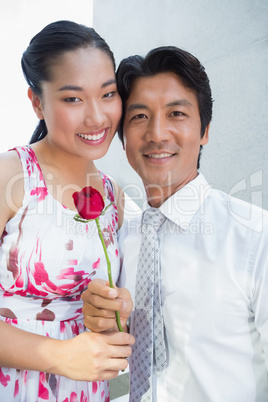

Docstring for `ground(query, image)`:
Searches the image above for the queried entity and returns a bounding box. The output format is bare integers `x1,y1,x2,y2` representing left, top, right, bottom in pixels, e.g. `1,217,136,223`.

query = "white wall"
0,0,93,152
93,0,268,210
1,1,267,210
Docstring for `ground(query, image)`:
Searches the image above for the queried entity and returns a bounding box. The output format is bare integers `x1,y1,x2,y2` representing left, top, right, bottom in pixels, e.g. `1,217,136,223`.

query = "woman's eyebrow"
58,79,116,92
58,85,83,92
101,78,116,88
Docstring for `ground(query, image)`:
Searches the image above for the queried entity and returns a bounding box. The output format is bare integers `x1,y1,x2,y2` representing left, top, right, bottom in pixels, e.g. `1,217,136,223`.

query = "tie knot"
142,207,166,231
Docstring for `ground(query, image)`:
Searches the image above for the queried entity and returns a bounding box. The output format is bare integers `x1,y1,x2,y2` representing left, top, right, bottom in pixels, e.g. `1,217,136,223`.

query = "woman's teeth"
78,130,105,141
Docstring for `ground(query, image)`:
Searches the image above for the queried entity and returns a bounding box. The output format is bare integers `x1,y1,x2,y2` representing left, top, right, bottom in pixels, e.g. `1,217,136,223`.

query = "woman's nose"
84,100,105,128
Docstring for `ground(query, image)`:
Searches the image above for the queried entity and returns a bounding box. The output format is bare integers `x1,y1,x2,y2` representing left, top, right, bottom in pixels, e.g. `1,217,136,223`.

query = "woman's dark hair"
116,46,213,169
21,20,116,144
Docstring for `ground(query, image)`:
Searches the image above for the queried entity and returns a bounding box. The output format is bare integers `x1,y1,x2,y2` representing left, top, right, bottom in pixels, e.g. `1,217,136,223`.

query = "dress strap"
100,172,116,204
99,172,119,230
13,145,47,195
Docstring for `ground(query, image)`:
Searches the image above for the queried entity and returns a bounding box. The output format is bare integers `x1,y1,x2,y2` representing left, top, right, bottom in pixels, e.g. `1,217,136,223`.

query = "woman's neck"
30,139,106,209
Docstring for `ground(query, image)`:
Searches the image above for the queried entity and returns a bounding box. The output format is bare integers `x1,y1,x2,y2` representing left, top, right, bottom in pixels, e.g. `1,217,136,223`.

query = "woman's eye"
103,91,116,99
64,97,81,103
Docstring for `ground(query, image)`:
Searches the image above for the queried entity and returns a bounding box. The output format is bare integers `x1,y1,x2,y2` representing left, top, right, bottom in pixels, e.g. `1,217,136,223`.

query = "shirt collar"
144,173,212,229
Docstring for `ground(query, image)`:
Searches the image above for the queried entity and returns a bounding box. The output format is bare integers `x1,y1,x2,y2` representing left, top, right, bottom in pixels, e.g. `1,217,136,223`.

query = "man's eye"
131,113,147,120
64,97,80,102
103,91,116,99
170,111,184,117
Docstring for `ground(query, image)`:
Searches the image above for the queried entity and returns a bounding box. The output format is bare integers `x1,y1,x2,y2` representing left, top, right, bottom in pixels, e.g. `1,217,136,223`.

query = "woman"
0,20,133,402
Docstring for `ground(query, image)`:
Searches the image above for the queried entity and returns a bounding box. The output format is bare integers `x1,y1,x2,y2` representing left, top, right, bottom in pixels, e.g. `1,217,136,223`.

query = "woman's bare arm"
0,320,134,380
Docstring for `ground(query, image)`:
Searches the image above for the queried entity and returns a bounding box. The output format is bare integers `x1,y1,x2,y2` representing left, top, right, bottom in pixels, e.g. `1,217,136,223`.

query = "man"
82,46,268,401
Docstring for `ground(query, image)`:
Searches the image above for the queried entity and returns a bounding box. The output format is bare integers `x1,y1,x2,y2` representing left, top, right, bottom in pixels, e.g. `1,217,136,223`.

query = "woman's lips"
77,129,105,141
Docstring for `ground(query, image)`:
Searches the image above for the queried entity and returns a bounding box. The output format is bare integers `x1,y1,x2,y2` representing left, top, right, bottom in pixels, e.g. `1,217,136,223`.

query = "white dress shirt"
119,173,268,402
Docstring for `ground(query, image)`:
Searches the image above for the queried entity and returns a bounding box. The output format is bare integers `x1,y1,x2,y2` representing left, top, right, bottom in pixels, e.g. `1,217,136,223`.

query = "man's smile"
146,152,174,159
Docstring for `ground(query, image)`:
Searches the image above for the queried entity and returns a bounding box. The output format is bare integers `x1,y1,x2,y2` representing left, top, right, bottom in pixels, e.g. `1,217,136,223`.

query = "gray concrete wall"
93,0,268,210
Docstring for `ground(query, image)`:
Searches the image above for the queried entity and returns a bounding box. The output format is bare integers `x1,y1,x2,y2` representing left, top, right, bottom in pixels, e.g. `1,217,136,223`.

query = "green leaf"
101,202,115,215
73,214,92,223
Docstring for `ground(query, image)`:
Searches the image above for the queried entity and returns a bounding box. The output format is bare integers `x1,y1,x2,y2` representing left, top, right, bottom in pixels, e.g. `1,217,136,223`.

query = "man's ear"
27,88,44,120
121,136,126,151
200,123,210,145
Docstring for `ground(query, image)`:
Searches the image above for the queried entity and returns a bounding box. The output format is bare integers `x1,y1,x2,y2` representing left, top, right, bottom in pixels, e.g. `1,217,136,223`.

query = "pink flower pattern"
0,146,119,401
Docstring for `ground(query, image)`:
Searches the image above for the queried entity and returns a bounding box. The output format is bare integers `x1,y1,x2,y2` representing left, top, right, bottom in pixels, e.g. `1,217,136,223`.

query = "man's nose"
145,115,169,142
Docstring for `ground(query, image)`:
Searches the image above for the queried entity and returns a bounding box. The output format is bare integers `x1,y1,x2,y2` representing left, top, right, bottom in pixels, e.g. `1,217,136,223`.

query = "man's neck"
145,172,199,208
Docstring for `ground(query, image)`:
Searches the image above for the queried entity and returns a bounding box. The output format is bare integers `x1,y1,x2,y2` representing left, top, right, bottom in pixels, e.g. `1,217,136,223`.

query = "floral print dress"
0,146,120,402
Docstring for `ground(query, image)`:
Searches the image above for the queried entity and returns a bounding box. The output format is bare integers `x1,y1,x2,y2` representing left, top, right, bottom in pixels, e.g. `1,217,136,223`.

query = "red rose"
72,186,123,333
72,187,105,220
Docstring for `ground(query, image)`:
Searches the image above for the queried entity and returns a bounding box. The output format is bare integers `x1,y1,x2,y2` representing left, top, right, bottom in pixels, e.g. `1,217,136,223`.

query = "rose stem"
95,217,124,332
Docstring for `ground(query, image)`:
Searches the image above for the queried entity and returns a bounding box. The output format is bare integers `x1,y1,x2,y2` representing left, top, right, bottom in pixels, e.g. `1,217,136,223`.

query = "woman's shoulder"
0,148,25,231
0,148,24,179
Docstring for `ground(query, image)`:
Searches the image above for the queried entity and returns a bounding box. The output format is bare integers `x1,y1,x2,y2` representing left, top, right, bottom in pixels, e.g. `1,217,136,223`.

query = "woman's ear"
27,88,44,120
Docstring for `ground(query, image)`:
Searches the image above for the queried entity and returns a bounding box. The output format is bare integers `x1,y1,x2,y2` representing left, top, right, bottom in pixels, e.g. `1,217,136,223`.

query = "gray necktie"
130,207,167,402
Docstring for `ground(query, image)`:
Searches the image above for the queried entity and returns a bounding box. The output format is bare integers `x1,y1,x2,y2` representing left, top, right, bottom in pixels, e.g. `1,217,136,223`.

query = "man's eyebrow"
126,99,194,112
126,103,149,112
58,79,116,92
166,99,194,108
